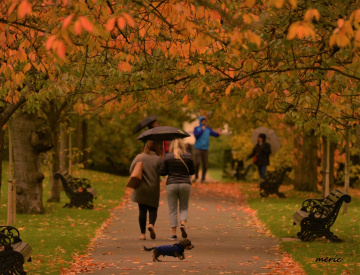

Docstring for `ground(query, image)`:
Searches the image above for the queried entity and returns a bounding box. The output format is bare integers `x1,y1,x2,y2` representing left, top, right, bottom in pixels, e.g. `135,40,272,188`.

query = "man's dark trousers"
194,149,209,181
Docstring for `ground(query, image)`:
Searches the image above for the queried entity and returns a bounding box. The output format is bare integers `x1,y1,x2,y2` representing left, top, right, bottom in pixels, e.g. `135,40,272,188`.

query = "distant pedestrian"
130,140,162,240
248,133,271,181
193,116,220,182
159,139,195,240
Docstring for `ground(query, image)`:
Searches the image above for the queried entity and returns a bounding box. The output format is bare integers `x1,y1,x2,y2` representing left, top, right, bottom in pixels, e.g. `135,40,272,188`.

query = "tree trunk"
322,136,336,196
0,91,29,201
293,132,303,189
60,125,69,171
329,141,335,190
321,136,327,197
82,120,88,168
0,128,5,200
76,119,83,164
48,124,61,202
294,130,318,192
76,119,88,166
343,130,350,213
12,112,53,214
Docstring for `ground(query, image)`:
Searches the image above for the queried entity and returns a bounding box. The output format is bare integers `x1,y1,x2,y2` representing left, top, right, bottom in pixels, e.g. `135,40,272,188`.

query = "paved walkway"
77,183,283,274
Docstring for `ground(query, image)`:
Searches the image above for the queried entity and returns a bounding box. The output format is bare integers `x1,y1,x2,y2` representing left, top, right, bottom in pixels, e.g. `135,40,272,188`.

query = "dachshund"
143,239,194,262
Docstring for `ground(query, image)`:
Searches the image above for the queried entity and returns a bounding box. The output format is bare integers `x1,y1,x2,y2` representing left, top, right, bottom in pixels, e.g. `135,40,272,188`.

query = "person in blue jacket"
193,116,220,182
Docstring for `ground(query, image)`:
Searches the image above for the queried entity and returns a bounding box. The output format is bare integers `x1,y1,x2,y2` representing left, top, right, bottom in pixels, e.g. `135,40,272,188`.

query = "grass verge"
0,163,127,275
209,169,359,274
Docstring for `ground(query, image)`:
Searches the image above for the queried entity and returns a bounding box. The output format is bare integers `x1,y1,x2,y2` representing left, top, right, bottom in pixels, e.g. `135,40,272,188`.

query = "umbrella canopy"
132,116,158,134
136,126,190,141
252,127,281,154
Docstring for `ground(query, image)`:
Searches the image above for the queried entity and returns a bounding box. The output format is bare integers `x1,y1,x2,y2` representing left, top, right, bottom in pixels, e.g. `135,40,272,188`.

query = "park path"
71,182,298,274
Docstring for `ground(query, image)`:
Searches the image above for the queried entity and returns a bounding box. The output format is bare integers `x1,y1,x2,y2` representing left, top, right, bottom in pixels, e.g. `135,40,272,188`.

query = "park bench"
234,163,254,181
54,170,97,209
259,166,292,197
0,226,32,275
293,189,351,242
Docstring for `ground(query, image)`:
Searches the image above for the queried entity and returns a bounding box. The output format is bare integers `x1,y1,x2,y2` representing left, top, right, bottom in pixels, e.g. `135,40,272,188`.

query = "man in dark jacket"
193,116,220,183
248,133,271,180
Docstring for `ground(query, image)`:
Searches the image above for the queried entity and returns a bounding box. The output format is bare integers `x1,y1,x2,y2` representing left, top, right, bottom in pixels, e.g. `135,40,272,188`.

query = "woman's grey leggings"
166,183,191,227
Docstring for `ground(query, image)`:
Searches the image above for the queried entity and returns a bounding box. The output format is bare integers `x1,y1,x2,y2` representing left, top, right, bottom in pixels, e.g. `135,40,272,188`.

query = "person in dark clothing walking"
130,140,162,240
248,133,271,180
159,139,195,240
193,116,220,182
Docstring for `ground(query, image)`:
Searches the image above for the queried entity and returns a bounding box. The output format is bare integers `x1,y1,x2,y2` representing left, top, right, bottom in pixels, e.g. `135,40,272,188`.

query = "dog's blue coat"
155,244,184,257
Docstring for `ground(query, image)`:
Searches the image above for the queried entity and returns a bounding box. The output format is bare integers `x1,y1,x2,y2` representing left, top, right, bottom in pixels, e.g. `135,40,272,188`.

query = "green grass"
0,162,127,274
208,168,234,183
236,182,360,275
208,167,257,183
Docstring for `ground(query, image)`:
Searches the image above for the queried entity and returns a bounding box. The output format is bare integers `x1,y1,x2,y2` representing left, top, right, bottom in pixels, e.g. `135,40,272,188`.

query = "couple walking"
129,139,195,241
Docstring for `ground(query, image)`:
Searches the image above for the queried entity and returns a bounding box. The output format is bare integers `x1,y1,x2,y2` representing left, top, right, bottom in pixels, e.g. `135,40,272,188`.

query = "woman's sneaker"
148,227,156,240
168,235,177,241
180,225,187,238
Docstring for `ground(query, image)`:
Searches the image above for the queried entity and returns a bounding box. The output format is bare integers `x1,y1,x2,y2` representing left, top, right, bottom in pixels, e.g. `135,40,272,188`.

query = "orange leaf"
8,1,19,16
23,63,31,72
289,0,297,8
122,13,135,28
245,0,256,8
182,95,189,104
62,15,74,29
304,8,320,22
79,16,93,33
18,0,32,19
139,28,146,37
106,17,116,31
74,21,82,35
287,22,298,40
45,35,56,50
118,61,131,72
117,17,127,30
337,19,344,29
225,84,232,95
269,0,284,9
56,40,66,59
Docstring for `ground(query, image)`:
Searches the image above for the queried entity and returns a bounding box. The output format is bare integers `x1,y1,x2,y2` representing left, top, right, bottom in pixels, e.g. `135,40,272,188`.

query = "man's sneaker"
168,235,177,241
180,225,187,238
201,179,205,183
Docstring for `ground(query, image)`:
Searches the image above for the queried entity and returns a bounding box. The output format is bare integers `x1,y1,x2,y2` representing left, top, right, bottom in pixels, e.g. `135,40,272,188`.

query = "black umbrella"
132,116,158,134
136,126,190,141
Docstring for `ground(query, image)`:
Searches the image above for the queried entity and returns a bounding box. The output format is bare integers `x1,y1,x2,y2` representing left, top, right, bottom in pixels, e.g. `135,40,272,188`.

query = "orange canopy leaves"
304,9,320,22
117,17,127,30
62,15,74,29
18,0,32,19
106,17,116,31
287,22,315,40
79,16,94,33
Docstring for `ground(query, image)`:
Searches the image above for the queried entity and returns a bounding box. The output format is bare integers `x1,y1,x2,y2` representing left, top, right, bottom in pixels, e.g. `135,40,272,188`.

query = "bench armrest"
0,226,21,244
